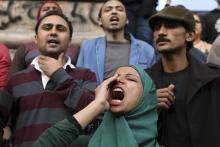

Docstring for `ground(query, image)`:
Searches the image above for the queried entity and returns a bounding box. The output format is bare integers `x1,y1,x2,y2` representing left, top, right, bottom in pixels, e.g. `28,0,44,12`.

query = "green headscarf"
88,65,159,147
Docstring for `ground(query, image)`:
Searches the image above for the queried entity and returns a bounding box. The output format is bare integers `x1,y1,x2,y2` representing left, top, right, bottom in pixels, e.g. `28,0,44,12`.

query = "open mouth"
110,16,119,23
110,87,124,101
47,39,60,45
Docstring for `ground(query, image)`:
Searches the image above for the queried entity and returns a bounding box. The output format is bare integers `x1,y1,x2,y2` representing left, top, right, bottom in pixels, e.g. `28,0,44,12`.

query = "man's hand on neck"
38,53,66,77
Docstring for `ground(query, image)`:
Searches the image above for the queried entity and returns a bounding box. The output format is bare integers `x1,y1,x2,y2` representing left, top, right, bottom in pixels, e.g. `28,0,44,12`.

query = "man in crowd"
0,11,96,147
77,0,155,84
203,0,220,43
146,6,220,147
0,43,11,90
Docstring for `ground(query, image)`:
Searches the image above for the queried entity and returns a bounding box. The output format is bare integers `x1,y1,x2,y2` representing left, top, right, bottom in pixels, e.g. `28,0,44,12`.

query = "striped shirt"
0,66,96,147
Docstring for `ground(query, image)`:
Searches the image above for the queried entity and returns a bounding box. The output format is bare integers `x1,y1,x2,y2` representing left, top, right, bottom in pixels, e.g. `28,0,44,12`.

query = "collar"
31,56,75,89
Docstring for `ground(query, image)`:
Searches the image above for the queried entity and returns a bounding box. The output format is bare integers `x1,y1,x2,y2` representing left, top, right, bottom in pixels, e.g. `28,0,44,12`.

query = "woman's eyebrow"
125,73,139,78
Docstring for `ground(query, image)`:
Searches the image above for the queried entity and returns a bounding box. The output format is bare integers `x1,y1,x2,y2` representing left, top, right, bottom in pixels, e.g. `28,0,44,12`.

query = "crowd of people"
0,0,220,147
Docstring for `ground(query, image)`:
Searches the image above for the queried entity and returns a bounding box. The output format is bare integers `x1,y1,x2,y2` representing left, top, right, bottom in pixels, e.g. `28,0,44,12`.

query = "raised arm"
33,75,117,147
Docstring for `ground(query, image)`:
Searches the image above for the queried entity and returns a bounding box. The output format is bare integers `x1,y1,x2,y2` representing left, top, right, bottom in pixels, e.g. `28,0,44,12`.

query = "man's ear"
98,18,103,27
34,35,38,44
126,19,129,25
186,32,195,42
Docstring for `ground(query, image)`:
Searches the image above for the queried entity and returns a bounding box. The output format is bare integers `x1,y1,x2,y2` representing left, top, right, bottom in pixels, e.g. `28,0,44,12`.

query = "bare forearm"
74,100,105,129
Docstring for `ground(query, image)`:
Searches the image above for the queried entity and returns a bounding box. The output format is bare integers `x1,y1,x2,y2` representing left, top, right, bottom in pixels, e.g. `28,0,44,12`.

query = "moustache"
156,36,170,44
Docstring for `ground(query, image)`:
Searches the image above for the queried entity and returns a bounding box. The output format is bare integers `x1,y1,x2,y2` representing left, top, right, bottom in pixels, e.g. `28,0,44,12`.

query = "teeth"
113,87,123,92
111,88,124,100
110,17,119,21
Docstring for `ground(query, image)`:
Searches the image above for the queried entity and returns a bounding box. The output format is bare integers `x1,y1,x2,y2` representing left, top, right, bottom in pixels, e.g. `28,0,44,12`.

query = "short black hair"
35,11,73,39
97,0,126,20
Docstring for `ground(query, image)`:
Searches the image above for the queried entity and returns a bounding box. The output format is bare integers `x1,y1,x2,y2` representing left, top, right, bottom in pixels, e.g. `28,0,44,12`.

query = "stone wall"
0,0,105,49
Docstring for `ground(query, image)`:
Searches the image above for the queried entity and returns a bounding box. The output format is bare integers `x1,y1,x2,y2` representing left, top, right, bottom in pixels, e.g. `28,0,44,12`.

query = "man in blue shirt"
77,0,155,84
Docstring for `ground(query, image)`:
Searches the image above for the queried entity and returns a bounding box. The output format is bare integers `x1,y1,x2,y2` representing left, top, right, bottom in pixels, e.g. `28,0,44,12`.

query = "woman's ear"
186,32,195,42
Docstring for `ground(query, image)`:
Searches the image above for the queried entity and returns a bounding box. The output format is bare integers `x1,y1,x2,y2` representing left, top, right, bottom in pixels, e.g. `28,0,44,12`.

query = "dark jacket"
146,54,220,147
121,0,158,17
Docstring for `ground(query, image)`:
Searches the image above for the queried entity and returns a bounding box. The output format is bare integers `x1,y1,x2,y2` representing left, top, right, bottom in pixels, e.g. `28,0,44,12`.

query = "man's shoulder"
67,67,96,82
68,67,95,76
131,36,154,50
6,66,38,87
204,9,220,18
11,66,36,77
81,36,105,45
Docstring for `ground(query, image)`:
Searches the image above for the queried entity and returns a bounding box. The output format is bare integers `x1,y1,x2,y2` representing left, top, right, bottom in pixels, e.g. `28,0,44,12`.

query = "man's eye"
104,7,112,12
42,7,49,12
117,7,124,12
42,25,52,30
57,26,66,32
154,24,161,31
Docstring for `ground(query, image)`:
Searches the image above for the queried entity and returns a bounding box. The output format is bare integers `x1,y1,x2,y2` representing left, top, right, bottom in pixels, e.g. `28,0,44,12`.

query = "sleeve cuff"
51,68,71,85
67,116,83,132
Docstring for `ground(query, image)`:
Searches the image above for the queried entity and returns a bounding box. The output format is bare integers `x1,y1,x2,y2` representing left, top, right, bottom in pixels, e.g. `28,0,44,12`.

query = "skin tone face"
193,14,202,36
35,15,70,59
98,0,127,33
153,19,192,54
109,67,143,114
39,2,61,18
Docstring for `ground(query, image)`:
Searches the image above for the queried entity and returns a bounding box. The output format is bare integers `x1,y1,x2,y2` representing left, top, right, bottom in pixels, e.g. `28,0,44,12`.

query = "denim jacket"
77,34,155,84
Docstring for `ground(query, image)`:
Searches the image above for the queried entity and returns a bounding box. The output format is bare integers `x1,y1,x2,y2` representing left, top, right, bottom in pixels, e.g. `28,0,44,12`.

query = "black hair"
97,0,126,20
35,11,73,39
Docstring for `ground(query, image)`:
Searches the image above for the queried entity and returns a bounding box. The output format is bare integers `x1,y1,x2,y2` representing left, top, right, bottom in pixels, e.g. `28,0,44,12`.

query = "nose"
49,27,57,36
111,8,118,15
116,74,125,83
158,25,168,35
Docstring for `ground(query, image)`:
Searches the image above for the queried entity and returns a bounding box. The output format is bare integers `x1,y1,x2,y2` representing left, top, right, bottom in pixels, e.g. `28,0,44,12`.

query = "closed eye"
125,75,138,82
56,25,67,32
41,24,53,31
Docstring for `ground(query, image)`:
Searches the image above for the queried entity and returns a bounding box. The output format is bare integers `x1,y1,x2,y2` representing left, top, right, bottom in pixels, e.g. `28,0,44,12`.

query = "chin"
43,52,60,59
157,48,177,54
106,27,123,33
110,107,125,114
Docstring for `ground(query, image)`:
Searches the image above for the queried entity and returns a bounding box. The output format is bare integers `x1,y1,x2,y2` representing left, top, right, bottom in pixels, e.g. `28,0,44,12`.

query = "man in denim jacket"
77,0,155,84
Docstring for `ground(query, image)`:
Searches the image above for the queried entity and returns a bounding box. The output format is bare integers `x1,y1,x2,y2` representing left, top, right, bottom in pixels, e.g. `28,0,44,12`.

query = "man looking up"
77,0,155,84
146,6,220,147
0,11,96,147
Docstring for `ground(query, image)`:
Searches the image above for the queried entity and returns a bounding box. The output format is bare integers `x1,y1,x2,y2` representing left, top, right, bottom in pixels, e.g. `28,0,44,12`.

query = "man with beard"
77,0,155,85
146,6,220,147
0,11,96,147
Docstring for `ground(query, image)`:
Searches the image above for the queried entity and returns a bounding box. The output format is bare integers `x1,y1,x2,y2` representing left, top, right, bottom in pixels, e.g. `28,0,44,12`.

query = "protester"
202,0,220,43
0,11,96,147
9,1,79,76
207,34,220,72
0,43,11,90
193,13,211,55
77,0,155,84
146,6,220,147
122,0,158,45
